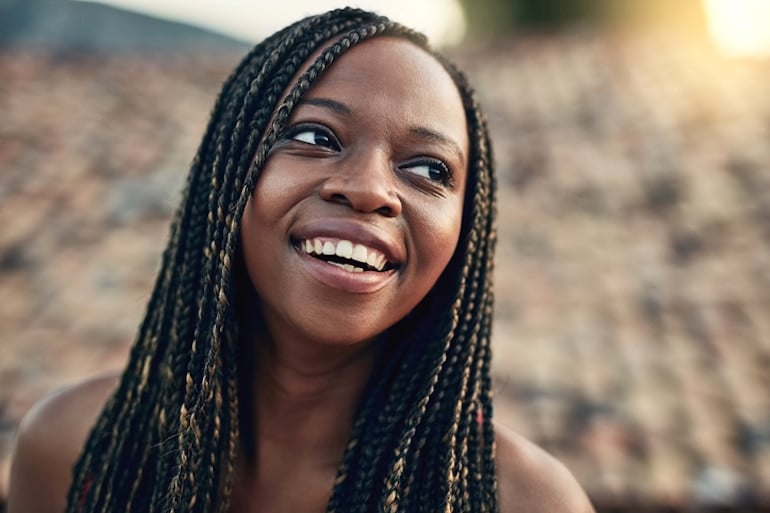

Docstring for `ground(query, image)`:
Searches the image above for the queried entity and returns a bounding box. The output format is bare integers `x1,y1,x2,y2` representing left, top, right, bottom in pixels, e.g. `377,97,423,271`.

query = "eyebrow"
299,97,466,165
299,97,352,116
409,126,466,166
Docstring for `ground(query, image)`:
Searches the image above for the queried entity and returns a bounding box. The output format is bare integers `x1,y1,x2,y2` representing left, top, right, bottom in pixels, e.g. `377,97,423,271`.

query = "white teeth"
336,240,353,259
329,262,364,273
300,237,390,272
370,253,386,271
352,244,367,263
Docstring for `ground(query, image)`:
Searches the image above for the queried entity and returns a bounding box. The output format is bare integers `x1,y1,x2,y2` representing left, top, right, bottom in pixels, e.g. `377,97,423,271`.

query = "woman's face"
240,37,469,347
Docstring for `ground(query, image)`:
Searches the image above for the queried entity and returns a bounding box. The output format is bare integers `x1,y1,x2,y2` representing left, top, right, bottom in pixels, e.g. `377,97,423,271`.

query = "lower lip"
294,247,397,294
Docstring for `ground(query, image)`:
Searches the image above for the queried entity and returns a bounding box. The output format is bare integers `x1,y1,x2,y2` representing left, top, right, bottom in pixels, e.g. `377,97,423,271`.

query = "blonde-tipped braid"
67,8,497,513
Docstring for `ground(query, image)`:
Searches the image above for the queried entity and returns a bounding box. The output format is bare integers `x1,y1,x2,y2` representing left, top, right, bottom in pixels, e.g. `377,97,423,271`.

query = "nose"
319,150,402,217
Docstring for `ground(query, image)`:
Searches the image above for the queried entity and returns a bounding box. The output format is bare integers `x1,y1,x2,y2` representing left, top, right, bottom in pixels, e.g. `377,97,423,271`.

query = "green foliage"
459,0,610,36
458,0,708,39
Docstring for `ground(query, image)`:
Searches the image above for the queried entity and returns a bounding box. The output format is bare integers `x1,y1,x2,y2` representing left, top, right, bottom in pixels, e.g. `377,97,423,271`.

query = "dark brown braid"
65,7,498,513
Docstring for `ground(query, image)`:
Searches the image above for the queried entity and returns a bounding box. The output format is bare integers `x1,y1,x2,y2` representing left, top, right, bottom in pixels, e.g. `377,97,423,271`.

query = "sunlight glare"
703,0,770,57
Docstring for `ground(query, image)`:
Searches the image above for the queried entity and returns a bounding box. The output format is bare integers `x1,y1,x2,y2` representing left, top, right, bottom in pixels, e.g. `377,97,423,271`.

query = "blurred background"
1,0,769,511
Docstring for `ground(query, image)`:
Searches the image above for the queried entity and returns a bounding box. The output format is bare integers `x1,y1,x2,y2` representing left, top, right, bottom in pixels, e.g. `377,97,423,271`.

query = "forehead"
310,37,457,97
299,37,469,158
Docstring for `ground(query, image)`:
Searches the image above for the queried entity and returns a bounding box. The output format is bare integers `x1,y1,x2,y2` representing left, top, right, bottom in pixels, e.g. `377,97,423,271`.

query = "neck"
246,330,381,465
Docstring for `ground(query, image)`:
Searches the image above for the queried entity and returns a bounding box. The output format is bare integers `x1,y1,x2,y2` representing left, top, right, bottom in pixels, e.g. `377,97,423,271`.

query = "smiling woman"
241,38,468,346
7,7,593,513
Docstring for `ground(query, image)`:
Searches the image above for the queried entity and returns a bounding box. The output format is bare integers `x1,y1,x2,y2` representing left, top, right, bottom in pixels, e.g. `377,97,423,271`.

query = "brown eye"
288,124,340,150
402,159,452,186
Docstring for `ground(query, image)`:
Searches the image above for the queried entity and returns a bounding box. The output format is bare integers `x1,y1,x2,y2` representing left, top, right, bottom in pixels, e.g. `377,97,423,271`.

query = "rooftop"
1,26,769,512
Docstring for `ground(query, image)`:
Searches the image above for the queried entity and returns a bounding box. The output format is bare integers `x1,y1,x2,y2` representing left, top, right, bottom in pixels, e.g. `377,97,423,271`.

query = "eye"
401,159,453,186
285,124,340,151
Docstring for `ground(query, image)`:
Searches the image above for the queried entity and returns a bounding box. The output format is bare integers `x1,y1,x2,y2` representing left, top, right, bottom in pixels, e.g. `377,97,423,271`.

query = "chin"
299,315,391,348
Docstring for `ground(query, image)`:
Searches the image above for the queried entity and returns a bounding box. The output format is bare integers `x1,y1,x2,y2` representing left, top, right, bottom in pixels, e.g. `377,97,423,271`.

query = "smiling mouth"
294,237,399,273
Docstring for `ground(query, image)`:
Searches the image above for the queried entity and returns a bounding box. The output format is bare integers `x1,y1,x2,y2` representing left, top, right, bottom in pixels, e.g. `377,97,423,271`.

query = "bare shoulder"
7,372,121,513
494,421,595,513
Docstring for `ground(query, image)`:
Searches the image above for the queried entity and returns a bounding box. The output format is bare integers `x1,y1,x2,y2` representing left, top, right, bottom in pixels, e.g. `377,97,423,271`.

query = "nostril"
328,193,351,206
319,175,401,216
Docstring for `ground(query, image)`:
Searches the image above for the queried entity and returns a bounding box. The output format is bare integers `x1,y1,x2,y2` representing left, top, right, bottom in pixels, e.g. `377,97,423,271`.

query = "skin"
7,38,595,513
237,36,471,512
240,37,468,351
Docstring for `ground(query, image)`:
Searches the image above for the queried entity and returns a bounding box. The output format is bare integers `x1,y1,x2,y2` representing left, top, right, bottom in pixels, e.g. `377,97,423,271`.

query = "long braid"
66,8,497,513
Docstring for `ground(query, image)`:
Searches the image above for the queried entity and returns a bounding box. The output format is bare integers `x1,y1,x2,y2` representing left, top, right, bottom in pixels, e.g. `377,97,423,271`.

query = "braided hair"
66,8,497,513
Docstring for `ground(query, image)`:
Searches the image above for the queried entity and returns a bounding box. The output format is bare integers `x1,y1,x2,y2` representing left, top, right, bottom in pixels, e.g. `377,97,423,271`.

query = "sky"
77,0,467,48
76,0,770,57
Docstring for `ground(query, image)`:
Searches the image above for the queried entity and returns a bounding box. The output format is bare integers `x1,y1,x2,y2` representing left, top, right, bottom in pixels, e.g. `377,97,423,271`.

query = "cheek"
241,191,272,247
246,169,284,224
241,157,304,233
412,195,464,281
240,199,266,282
240,183,285,285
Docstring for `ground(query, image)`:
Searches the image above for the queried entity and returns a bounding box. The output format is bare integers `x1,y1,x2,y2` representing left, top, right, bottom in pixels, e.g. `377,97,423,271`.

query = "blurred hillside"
2,2,770,512
0,0,250,51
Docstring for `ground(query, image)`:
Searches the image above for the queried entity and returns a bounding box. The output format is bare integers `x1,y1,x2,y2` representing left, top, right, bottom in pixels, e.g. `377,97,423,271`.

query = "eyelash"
283,123,340,151
400,159,453,188
280,123,454,188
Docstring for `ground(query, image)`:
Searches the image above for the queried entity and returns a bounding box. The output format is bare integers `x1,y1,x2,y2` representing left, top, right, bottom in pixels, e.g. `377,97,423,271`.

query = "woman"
8,8,594,513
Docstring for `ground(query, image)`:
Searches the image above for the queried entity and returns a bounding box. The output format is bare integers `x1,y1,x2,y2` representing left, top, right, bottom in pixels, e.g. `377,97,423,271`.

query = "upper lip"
291,218,405,267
